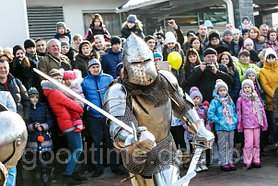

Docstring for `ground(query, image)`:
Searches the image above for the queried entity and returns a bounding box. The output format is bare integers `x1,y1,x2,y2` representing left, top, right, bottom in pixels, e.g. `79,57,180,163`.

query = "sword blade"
33,68,133,134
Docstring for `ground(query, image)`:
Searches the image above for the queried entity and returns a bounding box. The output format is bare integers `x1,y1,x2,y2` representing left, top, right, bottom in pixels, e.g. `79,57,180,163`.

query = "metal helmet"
123,33,157,86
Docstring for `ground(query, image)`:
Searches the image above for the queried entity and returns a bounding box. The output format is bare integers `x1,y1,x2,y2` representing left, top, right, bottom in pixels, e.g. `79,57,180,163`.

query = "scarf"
240,90,263,126
216,95,233,124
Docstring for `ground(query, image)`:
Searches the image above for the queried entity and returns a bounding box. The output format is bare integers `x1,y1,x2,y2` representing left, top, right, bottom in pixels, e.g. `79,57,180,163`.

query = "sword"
170,146,203,186
33,68,133,134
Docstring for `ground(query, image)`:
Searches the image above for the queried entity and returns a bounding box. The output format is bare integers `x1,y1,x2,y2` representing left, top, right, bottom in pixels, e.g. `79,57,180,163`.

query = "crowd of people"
1,13,278,185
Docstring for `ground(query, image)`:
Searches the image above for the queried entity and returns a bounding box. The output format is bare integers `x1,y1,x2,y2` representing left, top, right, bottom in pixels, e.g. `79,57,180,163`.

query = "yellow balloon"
167,51,182,70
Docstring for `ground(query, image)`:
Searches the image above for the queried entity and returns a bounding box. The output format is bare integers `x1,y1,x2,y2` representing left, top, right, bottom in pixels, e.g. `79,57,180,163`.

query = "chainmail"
120,133,180,177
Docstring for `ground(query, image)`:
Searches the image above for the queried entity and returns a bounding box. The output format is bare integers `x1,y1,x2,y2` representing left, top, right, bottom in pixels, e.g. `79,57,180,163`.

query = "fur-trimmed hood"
122,21,143,30
41,80,60,91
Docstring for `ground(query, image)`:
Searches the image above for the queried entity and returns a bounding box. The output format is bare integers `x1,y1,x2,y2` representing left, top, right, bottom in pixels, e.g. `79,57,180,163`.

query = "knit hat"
215,45,229,55
204,48,217,56
238,50,250,58
265,48,277,60
242,29,249,36
223,29,233,36
88,58,101,68
243,38,254,48
127,15,137,23
12,45,25,56
153,52,163,60
245,67,257,78
164,32,176,45
242,79,254,90
56,21,66,30
61,41,69,47
28,87,39,97
110,36,121,46
215,79,228,93
144,35,155,42
49,69,63,78
63,70,76,80
24,39,36,49
208,30,220,41
204,20,214,29
186,30,196,36
189,86,203,102
242,16,250,22
249,49,260,62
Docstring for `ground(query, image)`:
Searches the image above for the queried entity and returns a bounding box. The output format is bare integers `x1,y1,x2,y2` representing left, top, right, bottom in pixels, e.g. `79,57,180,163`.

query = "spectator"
38,39,71,78
101,36,122,79
0,60,30,122
241,38,254,51
248,27,266,52
0,52,14,69
273,86,278,153
167,19,184,46
72,34,83,52
182,30,196,53
92,35,109,58
84,14,111,43
265,28,278,55
35,38,47,57
187,48,233,102
73,40,99,78
218,51,240,103
222,29,240,57
249,49,260,64
26,87,53,183
61,41,76,64
11,45,36,90
41,69,86,184
245,67,264,103
206,30,224,50
236,79,267,170
232,29,241,45
144,35,156,52
81,59,123,177
54,22,72,44
226,23,235,30
259,48,278,147
154,32,165,53
259,24,269,39
236,50,260,82
189,37,204,61
24,39,42,68
196,24,208,45
238,16,253,36
204,20,214,32
121,14,144,39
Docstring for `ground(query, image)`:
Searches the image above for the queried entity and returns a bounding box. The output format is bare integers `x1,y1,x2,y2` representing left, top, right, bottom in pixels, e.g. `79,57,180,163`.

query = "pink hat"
189,86,203,102
243,38,254,48
63,71,76,80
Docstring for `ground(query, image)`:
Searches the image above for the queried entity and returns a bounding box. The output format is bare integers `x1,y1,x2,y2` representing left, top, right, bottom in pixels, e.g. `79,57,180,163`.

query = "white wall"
27,0,126,37
0,0,29,48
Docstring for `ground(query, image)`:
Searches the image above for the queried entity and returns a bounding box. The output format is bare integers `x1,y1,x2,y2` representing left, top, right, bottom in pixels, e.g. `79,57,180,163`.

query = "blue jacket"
208,90,238,131
81,71,113,118
100,48,122,79
0,91,16,112
27,102,53,151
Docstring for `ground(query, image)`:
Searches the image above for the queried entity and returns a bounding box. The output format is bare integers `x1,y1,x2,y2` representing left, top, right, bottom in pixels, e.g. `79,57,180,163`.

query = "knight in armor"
103,33,214,185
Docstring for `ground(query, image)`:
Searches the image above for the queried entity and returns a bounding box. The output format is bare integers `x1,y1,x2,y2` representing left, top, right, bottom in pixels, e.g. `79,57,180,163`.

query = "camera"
204,61,214,71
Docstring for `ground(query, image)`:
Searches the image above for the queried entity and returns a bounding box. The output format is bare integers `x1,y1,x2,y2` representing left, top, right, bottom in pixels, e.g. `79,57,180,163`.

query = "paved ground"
18,148,278,186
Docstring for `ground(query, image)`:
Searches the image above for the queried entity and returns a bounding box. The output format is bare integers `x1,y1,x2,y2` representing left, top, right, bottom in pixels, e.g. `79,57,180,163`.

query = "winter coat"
236,61,260,82
222,40,240,57
26,53,42,68
121,21,145,39
0,91,16,112
236,91,267,132
228,70,241,103
38,54,71,79
100,48,122,79
208,91,238,131
238,23,252,36
85,25,111,43
11,57,36,90
41,81,83,132
54,31,72,44
27,102,53,151
265,39,278,55
187,63,233,102
252,38,266,53
81,71,113,118
0,74,30,121
72,51,99,78
272,86,278,120
259,60,278,111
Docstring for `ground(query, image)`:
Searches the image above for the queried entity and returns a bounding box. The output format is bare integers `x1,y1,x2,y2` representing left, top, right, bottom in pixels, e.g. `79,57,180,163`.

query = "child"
54,22,72,44
208,79,238,171
63,70,85,133
238,16,253,36
236,79,267,170
27,87,53,183
187,86,211,172
121,14,144,39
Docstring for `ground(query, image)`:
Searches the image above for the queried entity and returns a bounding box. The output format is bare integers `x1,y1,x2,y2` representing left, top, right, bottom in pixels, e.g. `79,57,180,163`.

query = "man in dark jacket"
0,60,30,121
100,36,122,79
222,29,240,57
187,48,233,102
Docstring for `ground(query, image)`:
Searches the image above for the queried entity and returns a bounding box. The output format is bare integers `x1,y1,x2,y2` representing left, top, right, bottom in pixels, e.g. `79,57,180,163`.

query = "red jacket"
42,81,83,132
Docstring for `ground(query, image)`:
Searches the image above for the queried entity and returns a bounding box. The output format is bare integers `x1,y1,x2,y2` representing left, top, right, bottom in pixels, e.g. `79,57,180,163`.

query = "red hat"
63,71,76,80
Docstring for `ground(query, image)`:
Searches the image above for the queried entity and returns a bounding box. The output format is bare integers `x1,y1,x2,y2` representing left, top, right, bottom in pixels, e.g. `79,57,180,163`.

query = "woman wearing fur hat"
259,48,278,148
248,27,266,53
85,14,111,43
54,21,72,44
236,79,267,170
11,45,36,90
121,14,145,39
208,79,238,171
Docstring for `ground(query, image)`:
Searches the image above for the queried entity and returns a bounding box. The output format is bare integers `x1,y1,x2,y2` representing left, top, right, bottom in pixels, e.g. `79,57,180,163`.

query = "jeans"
87,116,117,171
65,131,83,176
6,166,16,186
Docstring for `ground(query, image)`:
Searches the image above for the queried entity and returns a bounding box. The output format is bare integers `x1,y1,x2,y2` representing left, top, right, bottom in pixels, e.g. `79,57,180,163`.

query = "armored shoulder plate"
158,70,179,90
103,83,127,117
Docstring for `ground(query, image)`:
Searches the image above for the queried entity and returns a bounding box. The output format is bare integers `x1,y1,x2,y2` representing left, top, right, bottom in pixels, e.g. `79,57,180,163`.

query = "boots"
182,151,191,169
